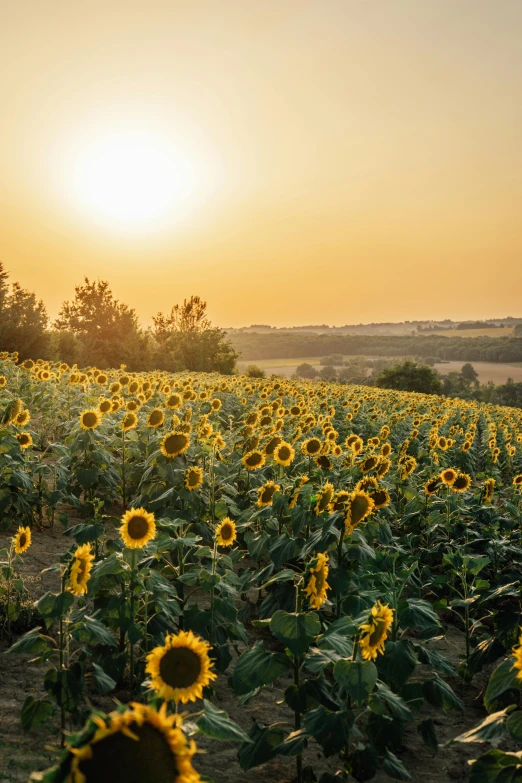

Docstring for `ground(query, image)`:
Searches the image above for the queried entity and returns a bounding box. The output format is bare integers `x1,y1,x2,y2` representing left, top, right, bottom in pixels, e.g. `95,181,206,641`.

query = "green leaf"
485,659,522,713
469,749,522,783
399,599,441,633
454,708,511,746
71,615,117,647
75,467,99,490
197,700,252,743
238,722,285,770
36,591,74,623
303,706,353,756
415,644,456,678
369,682,413,721
468,556,491,576
257,569,295,590
92,663,116,694
6,627,53,655
269,610,320,657
382,750,412,781
376,640,417,688
418,718,438,751
333,660,377,705
506,711,522,742
21,697,53,731
232,641,291,695
274,730,308,757
423,677,464,712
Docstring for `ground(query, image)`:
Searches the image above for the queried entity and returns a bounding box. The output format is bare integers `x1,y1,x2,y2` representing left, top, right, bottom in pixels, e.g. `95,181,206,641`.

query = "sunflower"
376,459,391,478
15,409,30,426
513,474,522,489
165,393,182,410
69,543,95,596
301,437,322,456
314,482,335,515
242,450,266,470
440,468,458,486
359,601,394,661
17,432,33,449
121,412,138,431
360,455,380,474
369,488,391,510
330,490,351,512
315,454,333,470
273,441,295,467
146,630,216,705
345,491,375,534
147,408,165,428
264,435,282,455
161,432,190,458
303,553,330,610
215,517,237,547
13,526,31,555
120,508,156,549
80,409,101,430
355,476,379,493
483,478,496,502
424,477,441,496
66,702,200,783
512,634,522,682
98,399,112,415
380,442,392,458
451,472,471,493
184,466,203,491
257,480,280,507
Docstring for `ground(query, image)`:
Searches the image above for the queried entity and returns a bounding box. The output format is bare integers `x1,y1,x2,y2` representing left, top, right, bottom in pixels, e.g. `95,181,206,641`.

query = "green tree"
151,296,237,374
375,361,442,395
295,363,318,379
244,364,266,378
55,278,145,369
514,323,522,338
0,263,49,358
461,363,478,383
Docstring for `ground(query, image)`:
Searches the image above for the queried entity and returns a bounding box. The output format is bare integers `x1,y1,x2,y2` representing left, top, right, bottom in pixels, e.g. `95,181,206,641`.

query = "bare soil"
0,527,511,783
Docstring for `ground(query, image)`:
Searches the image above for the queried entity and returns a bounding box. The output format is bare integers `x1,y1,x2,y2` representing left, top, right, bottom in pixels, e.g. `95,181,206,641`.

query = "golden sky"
1,0,522,327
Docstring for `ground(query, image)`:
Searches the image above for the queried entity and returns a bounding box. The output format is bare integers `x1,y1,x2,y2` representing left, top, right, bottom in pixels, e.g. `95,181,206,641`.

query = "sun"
71,130,197,230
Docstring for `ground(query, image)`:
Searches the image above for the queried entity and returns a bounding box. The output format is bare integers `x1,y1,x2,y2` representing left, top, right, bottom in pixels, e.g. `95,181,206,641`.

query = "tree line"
0,264,237,372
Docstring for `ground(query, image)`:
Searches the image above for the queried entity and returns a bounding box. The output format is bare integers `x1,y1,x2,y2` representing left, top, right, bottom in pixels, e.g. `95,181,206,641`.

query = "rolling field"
429,327,515,338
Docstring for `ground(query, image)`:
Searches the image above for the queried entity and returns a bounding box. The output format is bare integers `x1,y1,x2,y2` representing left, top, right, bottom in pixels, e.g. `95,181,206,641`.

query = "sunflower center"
246,452,262,466
315,567,326,593
83,412,98,428
159,647,202,689
220,523,233,541
164,434,187,454
278,447,290,461
127,516,149,540
78,722,179,783
350,496,370,526
149,411,162,425
188,471,199,486
368,618,388,647
19,533,27,548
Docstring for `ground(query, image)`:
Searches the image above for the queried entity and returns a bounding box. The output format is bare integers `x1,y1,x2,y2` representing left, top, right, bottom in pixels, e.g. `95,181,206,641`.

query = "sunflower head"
345,491,375,534
147,408,165,428
273,441,295,467
215,517,237,547
513,474,522,489
257,481,280,508
184,466,203,492
161,431,191,458
69,543,95,596
15,409,30,426
359,600,394,661
369,488,391,510
424,477,442,496
17,432,33,449
303,552,330,609
440,468,457,486
242,450,266,471
122,412,138,431
80,409,101,431
65,702,200,783
146,629,217,705
314,482,335,515
120,508,156,549
451,472,471,493
302,437,322,456
13,526,31,555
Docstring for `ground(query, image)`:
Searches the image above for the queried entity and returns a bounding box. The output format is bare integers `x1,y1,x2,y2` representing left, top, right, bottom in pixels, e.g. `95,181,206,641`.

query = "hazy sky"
1,0,522,327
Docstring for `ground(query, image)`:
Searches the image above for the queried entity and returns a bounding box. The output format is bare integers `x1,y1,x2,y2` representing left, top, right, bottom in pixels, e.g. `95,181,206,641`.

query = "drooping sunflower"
512,634,522,682
359,601,394,661
315,454,333,470
147,408,165,428
121,412,138,431
263,435,282,456
80,409,101,431
302,437,322,456
15,408,30,426
355,476,379,493
424,477,442,496
242,450,266,471
360,455,380,474
345,491,375,534
483,477,496,502
257,481,280,508
303,552,330,610
314,482,335,515
369,488,391,510
451,472,471,493
161,432,191,458
513,474,522,489
440,468,458,486
120,507,156,549
273,441,295,467
376,459,391,478
66,702,200,783
330,490,351,512
146,630,217,705
184,466,203,492
12,526,32,555
69,543,95,596
17,432,33,449
215,517,237,547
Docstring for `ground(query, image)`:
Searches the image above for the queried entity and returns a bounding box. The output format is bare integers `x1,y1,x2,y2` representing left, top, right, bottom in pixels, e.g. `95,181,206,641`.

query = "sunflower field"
1,351,522,783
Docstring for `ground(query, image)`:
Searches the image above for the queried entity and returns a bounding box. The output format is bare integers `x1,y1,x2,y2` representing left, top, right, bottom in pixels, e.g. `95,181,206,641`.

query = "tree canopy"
375,360,442,395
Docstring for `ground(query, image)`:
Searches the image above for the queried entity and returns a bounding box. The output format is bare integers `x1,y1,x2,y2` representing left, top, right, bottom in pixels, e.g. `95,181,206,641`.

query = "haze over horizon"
2,0,522,327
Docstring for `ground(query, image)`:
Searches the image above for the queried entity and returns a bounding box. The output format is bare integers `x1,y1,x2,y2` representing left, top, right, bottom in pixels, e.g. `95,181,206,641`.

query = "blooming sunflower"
513,474,522,489
359,601,394,661
184,466,203,491
122,412,138,431
314,482,335,515
69,543,95,596
242,450,266,470
302,437,322,456
15,409,30,426
66,702,200,783
451,472,471,493
440,468,458,486
120,508,156,549
147,408,165,428
376,459,391,478
98,399,112,415
80,409,101,430
257,481,280,507
424,477,442,496
13,526,31,555
161,432,190,458
315,454,333,470
483,477,496,502
146,630,217,705
512,634,522,682
369,488,391,510
273,441,295,467
360,455,380,474
215,517,237,547
17,432,33,449
330,490,351,512
345,491,375,534
303,552,330,609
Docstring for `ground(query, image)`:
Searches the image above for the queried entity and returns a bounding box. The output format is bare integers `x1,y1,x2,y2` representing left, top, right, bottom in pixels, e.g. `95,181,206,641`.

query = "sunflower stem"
122,428,127,511
336,524,345,619
58,571,67,747
129,548,138,694
294,583,303,783
209,538,218,644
